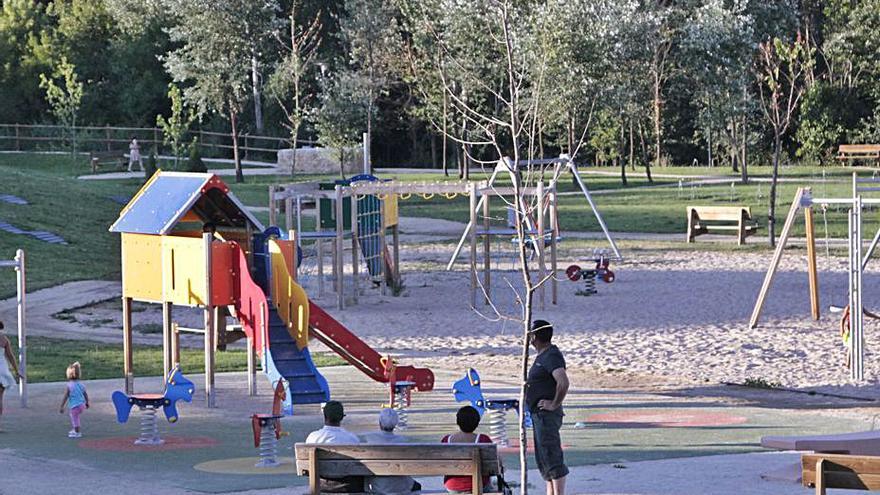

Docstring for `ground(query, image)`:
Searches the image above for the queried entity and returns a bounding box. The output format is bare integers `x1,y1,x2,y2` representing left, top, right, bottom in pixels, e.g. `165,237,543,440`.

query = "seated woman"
440,406,493,493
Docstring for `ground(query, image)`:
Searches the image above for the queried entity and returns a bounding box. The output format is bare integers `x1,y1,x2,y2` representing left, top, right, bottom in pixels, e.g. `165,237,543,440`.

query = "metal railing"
0,123,317,161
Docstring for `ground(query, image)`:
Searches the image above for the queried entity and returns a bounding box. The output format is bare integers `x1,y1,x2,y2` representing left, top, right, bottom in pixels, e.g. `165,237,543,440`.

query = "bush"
144,152,158,180
796,83,869,163
187,144,207,173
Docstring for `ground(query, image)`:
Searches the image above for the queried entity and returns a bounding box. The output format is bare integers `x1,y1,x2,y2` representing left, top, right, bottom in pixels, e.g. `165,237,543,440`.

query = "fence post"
105,125,111,152
154,127,160,154
244,134,249,161
14,124,20,151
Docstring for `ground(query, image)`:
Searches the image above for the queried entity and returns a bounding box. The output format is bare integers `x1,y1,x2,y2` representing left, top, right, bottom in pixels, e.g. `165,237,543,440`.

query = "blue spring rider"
111,365,195,445
452,368,531,447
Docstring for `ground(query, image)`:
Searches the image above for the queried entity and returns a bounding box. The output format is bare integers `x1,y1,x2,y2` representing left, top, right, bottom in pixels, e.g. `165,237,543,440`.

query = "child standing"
59,362,89,438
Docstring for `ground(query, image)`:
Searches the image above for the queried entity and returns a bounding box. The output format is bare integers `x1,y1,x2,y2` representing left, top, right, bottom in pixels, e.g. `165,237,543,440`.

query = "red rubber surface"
586,410,747,428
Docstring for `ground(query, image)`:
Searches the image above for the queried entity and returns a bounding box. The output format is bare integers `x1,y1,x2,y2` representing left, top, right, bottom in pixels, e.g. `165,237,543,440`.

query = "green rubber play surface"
2,368,870,493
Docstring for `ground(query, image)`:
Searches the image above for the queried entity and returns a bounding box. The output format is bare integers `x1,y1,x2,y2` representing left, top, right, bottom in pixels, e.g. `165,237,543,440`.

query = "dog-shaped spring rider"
453,368,531,447
111,365,194,445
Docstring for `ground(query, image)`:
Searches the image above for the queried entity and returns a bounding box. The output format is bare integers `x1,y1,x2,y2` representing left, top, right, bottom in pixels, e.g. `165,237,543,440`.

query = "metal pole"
351,191,359,304
362,132,370,175
162,302,173,380
335,185,344,310
15,250,26,407
203,232,215,407
568,160,622,260
247,335,256,396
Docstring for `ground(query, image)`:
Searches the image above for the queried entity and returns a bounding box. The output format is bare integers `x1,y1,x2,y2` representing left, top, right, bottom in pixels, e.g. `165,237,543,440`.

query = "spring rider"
452,368,531,447
111,365,194,445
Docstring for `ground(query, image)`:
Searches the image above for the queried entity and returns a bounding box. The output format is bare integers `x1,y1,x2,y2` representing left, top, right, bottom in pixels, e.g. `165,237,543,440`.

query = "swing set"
750,173,880,381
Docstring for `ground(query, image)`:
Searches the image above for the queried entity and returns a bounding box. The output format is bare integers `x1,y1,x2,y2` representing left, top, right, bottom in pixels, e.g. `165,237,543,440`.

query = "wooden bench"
686,206,759,245
838,145,880,165
803,453,880,494
89,150,126,173
294,443,503,495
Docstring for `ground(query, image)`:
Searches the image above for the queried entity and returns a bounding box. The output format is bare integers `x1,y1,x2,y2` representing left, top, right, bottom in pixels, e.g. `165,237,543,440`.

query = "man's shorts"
531,408,569,481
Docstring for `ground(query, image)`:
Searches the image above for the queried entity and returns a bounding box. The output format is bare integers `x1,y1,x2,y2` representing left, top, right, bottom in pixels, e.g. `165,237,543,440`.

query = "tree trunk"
653,79,663,168
768,134,781,247
230,109,243,183
620,115,627,186
740,115,749,184
290,122,300,177
251,56,264,134
431,133,437,169
443,90,449,176
629,119,635,171
638,120,654,183
707,128,713,168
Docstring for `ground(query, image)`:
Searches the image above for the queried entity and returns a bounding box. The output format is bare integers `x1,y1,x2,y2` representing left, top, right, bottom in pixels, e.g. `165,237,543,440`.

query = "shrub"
144,152,158,180
187,143,207,173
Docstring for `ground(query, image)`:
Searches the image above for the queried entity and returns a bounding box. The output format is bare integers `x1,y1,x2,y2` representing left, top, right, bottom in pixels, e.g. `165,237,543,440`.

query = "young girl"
0,321,21,432
59,362,89,438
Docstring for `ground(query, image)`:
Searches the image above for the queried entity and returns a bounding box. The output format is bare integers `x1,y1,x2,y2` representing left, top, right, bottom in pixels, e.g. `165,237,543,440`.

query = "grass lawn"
0,151,875,298
7,335,344,383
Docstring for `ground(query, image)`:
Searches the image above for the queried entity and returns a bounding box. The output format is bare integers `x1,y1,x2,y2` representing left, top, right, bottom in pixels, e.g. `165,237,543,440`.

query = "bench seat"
803,453,880,494
294,443,503,495
686,206,759,245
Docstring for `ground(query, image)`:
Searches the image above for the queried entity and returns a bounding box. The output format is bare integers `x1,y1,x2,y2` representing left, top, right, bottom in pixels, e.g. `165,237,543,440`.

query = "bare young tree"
757,34,809,246
399,1,605,492
268,0,322,176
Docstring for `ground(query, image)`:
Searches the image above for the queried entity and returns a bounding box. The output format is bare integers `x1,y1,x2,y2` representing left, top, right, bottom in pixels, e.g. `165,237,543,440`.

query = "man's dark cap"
324,400,345,422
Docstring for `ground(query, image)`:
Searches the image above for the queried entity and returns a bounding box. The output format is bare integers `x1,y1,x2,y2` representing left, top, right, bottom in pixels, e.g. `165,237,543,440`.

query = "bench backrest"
803,454,880,491
687,206,751,222
839,144,880,154
294,443,501,477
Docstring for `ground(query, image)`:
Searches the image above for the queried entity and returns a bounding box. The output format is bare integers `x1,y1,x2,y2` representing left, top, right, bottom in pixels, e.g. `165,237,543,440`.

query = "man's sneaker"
68,430,81,438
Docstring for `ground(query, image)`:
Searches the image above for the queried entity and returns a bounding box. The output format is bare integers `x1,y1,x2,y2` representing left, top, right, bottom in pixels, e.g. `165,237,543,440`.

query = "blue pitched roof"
109,171,264,235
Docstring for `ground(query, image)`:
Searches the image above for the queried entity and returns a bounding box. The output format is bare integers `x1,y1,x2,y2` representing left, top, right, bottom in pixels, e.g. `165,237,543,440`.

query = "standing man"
526,319,569,495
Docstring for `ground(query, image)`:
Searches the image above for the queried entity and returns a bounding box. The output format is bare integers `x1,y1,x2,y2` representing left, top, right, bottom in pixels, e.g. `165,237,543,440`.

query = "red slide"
308,302,434,392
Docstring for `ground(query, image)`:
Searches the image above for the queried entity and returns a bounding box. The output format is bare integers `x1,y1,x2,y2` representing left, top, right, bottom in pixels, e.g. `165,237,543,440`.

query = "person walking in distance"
526,319,570,495
128,137,143,172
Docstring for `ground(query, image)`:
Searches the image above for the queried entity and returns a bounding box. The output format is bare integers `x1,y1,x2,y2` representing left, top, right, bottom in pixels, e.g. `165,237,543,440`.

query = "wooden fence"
0,123,316,162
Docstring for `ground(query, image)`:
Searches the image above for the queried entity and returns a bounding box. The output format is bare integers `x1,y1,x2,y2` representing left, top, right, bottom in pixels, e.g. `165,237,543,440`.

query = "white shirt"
306,425,360,444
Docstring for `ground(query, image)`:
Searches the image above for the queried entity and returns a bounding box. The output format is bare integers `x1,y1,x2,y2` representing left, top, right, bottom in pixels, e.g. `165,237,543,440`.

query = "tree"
39,57,84,154
267,0,322,176
163,0,278,183
400,2,600,492
338,0,399,174
681,0,755,181
757,35,809,246
313,71,369,179
0,0,53,123
156,83,197,168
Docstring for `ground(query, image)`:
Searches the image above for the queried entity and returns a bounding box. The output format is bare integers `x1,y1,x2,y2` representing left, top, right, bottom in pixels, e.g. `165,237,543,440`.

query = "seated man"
361,409,421,494
305,401,363,493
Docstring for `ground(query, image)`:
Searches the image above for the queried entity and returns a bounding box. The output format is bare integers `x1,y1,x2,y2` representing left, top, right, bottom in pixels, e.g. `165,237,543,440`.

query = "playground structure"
268,155,620,309
109,171,433,411
347,177,564,308
452,368,530,447
447,154,621,268
111,365,195,445
268,176,401,302
750,173,880,381
0,249,25,407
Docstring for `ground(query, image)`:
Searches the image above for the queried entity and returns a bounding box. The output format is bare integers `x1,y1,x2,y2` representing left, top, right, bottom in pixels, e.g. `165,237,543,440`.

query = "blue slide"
249,230,330,413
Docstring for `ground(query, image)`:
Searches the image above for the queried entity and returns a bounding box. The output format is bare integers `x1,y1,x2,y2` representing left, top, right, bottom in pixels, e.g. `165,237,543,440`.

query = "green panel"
318,182,352,230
